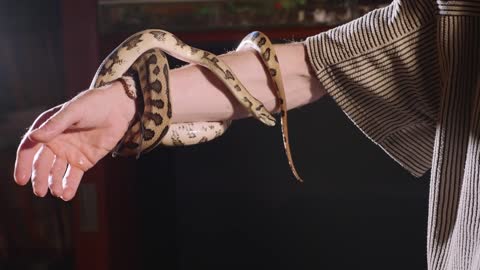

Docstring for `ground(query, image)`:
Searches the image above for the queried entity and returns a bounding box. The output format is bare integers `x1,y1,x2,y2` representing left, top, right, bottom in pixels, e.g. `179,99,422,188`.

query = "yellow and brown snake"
90,29,302,182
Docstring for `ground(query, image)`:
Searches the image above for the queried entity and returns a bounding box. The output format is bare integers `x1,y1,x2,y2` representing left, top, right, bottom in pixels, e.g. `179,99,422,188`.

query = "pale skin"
13,42,326,201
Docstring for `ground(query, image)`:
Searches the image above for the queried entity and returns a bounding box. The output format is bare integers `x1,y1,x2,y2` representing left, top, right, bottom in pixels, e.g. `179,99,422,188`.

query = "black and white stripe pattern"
306,0,480,269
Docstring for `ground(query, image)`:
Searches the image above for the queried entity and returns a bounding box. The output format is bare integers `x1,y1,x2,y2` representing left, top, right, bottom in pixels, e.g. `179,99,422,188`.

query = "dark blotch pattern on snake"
99,51,121,76
173,35,186,48
243,97,253,109
263,48,271,62
143,129,155,141
149,99,165,109
146,54,157,65
269,68,277,77
258,37,267,47
151,80,162,93
225,70,235,80
150,31,167,41
124,35,143,50
201,52,226,76
171,130,184,146
191,47,200,54
144,112,164,125
256,104,265,111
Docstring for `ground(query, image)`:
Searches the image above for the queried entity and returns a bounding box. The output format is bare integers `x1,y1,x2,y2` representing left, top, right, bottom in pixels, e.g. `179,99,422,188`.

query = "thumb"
29,102,82,143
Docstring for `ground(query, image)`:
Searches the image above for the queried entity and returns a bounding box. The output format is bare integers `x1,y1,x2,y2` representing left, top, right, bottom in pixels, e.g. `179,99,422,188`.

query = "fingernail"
40,125,51,133
15,173,26,184
31,123,51,136
30,127,41,135
61,189,73,201
49,186,60,198
28,130,41,140
32,185,45,197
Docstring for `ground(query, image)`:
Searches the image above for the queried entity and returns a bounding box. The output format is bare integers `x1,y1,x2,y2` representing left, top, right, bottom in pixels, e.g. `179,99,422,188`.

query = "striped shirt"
305,0,480,269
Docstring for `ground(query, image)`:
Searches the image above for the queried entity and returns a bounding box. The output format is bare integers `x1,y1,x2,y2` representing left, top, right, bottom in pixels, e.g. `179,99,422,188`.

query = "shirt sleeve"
305,0,440,178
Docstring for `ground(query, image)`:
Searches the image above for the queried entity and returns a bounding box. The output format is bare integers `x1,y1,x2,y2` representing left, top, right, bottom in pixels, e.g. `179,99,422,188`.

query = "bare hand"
14,82,135,201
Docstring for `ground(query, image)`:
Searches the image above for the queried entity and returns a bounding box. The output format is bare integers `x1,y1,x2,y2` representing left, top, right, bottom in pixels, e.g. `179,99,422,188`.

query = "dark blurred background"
0,0,430,269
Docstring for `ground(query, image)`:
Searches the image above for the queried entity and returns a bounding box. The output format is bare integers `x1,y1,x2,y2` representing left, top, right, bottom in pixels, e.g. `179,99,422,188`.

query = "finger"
14,136,41,186
61,165,84,201
29,102,83,143
31,145,55,197
48,156,67,197
13,105,62,186
14,105,62,186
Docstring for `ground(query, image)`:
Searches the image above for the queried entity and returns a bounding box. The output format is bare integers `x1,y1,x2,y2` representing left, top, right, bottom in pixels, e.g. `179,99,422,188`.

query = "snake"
89,29,302,182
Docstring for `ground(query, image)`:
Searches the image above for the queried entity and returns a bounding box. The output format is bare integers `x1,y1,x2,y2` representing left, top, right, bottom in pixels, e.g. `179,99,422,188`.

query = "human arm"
14,41,325,200
169,42,325,123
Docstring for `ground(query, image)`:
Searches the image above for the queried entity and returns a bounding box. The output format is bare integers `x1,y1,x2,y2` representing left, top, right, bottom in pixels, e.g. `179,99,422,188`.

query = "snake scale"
90,29,302,182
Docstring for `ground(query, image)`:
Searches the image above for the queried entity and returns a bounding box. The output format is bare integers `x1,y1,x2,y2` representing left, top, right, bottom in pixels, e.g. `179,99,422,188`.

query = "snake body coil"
90,29,302,181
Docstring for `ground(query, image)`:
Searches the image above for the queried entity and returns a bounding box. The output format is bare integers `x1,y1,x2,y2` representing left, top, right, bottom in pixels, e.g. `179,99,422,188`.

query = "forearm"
113,42,325,123
169,42,325,123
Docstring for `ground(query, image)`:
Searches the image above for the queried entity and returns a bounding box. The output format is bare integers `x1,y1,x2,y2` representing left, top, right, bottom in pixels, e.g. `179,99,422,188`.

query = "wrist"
104,80,137,123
